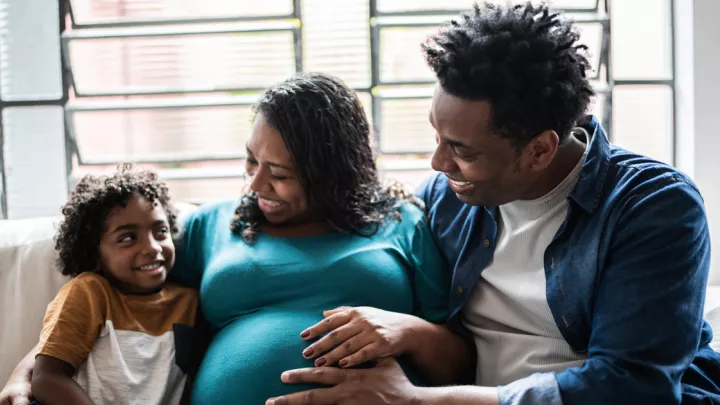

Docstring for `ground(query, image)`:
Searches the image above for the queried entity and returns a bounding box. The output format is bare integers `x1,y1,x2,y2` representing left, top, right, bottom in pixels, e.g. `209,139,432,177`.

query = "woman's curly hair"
55,164,178,277
422,2,595,147
231,72,421,243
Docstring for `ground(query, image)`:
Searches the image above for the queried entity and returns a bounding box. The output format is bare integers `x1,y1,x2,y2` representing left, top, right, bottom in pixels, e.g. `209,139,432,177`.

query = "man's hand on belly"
266,357,417,405
299,307,420,369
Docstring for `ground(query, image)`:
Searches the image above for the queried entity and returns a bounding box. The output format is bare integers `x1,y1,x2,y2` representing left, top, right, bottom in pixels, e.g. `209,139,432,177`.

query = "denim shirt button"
457,285,464,295
483,239,490,248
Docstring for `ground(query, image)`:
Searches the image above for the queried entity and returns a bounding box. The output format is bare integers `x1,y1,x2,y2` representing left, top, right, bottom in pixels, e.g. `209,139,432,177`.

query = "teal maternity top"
172,199,449,404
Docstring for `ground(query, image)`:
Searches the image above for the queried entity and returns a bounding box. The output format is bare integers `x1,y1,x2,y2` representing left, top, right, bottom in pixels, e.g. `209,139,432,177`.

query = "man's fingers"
300,311,353,341
281,366,354,386
266,387,338,405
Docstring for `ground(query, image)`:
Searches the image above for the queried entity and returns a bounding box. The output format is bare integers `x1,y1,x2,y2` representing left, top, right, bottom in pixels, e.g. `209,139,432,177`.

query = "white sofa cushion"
0,216,68,382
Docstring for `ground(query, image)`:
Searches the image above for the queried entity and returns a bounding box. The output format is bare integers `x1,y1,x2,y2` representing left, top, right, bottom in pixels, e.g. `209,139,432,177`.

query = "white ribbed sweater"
462,143,589,386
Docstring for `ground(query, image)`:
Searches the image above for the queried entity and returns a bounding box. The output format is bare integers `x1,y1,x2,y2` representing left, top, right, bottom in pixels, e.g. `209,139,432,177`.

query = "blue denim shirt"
418,117,718,405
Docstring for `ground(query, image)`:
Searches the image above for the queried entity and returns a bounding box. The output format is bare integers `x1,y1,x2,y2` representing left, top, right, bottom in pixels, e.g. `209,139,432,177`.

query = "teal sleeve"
170,210,205,289
409,218,450,324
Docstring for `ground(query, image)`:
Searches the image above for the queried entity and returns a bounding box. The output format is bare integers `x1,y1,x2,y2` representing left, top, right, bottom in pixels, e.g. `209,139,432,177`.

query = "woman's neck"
259,220,337,238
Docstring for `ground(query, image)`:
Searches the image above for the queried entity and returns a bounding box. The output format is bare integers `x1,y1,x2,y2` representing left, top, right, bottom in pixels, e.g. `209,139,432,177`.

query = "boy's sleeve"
408,217,450,324
37,276,106,370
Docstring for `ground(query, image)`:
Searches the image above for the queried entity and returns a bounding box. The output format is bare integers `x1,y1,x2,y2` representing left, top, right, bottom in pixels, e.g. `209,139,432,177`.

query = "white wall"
675,0,720,284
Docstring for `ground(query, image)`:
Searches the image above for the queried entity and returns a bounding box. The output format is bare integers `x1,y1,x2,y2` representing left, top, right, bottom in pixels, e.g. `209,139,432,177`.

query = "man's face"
429,86,547,207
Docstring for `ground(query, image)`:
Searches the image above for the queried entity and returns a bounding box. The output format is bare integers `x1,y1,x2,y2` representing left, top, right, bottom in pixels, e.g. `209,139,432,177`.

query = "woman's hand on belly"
299,307,422,369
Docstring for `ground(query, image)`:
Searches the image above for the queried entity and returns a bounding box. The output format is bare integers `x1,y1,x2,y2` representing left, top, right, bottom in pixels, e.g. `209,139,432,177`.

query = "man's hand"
266,357,419,405
0,379,33,405
300,307,421,368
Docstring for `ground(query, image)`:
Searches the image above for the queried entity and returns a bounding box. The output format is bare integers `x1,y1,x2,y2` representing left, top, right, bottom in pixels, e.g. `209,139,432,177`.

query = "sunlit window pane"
611,0,672,80
379,97,435,153
70,0,294,26
612,85,673,164
67,25,297,96
70,100,255,164
302,0,371,88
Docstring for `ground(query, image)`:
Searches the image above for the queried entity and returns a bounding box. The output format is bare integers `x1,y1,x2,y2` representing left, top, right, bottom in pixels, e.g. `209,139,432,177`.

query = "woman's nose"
250,166,271,193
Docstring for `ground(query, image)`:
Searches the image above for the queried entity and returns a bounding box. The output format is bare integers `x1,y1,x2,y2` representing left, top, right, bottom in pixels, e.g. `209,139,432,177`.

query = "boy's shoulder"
58,272,114,299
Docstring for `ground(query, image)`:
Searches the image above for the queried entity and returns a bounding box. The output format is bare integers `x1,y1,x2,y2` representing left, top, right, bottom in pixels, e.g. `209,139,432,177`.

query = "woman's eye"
271,174,287,180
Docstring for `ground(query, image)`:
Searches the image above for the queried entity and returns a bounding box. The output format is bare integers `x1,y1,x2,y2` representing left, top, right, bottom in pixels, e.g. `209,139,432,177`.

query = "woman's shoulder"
394,199,427,226
375,200,427,239
182,198,240,226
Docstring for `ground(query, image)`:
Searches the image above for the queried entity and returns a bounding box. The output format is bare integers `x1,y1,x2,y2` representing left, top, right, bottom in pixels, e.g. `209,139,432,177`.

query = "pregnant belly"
190,311,324,405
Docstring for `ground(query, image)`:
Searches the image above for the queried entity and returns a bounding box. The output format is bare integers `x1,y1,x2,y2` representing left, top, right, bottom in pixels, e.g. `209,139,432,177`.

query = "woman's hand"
0,378,33,405
300,307,422,368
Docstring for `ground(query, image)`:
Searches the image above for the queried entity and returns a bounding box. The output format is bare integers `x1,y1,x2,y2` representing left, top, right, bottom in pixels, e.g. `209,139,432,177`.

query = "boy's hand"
0,379,33,405
299,307,421,368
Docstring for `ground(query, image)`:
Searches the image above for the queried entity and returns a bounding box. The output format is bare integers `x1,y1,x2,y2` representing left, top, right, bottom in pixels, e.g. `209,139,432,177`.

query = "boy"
31,166,198,405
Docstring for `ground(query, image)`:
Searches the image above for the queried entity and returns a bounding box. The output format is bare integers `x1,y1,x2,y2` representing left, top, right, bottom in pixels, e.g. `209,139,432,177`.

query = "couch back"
0,216,68,382
2,209,720,384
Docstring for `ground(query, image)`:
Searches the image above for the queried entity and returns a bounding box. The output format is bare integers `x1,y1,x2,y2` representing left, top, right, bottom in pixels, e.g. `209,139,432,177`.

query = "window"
4,0,674,211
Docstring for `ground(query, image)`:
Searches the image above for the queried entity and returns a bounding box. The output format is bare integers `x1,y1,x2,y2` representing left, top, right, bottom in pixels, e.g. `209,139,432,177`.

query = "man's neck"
523,135,587,200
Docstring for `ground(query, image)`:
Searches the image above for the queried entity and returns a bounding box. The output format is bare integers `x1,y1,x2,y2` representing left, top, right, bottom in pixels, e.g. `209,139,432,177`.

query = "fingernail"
300,331,310,339
303,348,314,358
315,357,326,367
339,359,348,367
281,372,291,382
266,401,275,405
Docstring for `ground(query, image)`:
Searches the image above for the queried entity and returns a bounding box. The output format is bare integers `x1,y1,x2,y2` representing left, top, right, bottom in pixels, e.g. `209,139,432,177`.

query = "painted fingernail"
339,359,348,367
315,357,326,367
300,331,310,339
303,348,314,358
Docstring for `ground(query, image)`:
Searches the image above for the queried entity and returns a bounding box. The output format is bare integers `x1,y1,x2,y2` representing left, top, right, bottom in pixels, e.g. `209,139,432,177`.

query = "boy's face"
98,194,175,294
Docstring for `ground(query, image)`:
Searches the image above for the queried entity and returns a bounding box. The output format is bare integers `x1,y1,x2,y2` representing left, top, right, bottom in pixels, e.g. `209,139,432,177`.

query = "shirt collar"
569,115,611,214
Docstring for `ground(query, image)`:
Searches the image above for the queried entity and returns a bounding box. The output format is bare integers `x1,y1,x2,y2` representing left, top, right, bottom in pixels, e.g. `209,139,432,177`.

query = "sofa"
2,211,720,385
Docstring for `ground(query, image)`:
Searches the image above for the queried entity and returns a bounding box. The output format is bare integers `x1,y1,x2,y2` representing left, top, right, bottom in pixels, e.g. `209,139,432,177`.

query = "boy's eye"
118,233,136,243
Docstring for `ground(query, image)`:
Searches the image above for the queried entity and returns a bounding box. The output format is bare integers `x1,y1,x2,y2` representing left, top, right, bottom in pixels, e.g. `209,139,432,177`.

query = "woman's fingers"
338,342,382,368
312,334,374,367
300,310,353,341
302,324,361,360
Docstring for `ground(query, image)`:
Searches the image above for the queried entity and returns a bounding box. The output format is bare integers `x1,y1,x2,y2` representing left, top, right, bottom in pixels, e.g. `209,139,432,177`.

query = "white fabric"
463,144,588,386
0,216,69,383
76,321,185,405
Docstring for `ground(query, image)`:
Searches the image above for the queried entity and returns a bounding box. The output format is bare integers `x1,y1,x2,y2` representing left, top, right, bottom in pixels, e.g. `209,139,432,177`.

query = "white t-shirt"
462,135,589,386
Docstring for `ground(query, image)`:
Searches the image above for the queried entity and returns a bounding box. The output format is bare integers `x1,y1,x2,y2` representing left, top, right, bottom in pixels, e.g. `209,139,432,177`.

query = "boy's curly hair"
55,164,178,277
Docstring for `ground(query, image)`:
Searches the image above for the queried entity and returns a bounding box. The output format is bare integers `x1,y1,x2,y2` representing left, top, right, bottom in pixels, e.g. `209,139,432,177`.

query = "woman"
1,73,471,405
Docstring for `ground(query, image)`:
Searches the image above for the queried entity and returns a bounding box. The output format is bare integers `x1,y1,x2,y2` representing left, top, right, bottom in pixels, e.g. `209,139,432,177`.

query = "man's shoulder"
604,145,701,203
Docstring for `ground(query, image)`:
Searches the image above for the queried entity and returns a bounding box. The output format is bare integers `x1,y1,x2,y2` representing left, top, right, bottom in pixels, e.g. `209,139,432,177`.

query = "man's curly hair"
231,72,421,243
55,164,178,277
422,1,595,147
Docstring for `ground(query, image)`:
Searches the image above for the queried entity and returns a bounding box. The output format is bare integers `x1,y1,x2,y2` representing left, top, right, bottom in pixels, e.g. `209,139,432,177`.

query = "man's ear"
526,130,559,171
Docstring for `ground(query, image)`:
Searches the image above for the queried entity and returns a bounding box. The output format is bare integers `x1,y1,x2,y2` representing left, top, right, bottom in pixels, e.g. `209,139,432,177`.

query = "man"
265,2,720,405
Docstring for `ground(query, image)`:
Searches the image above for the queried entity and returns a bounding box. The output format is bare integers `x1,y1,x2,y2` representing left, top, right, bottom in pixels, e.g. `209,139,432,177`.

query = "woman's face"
245,113,309,225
